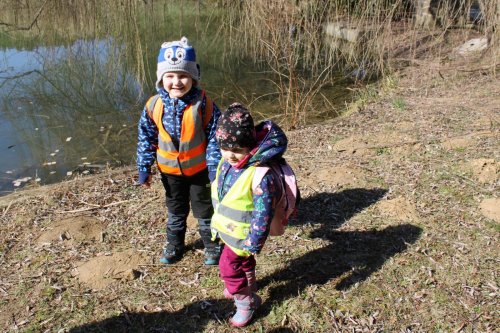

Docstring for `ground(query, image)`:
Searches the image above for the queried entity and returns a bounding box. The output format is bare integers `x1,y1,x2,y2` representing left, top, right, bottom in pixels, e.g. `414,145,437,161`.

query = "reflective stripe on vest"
146,91,213,176
211,163,256,256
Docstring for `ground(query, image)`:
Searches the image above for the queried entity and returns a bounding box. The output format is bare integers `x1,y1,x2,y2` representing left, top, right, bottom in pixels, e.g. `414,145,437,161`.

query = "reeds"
2,0,498,128
221,0,499,127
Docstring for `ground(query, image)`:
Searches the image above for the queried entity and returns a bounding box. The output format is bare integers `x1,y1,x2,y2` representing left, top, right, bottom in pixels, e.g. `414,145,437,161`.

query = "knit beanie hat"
216,103,257,149
156,36,200,89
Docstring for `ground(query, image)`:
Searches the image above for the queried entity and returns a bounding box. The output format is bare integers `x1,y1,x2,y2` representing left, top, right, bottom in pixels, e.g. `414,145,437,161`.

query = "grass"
484,220,500,232
376,147,390,155
392,97,407,111
0,111,497,331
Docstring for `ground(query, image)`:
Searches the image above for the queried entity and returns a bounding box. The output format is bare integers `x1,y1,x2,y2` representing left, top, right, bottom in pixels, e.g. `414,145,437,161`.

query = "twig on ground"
2,200,14,218
55,199,135,213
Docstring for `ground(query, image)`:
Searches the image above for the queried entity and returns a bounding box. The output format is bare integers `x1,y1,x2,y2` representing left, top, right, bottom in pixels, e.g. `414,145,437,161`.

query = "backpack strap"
252,166,270,193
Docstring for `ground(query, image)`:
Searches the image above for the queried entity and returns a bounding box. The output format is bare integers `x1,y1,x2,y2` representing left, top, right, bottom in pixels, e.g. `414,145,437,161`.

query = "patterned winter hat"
156,36,200,89
216,103,257,149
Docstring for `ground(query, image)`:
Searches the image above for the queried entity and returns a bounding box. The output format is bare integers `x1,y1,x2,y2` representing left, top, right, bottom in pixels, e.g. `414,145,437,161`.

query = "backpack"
252,160,299,236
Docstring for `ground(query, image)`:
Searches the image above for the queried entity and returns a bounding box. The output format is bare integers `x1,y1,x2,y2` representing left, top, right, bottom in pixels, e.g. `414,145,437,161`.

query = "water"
0,2,353,196
0,39,142,195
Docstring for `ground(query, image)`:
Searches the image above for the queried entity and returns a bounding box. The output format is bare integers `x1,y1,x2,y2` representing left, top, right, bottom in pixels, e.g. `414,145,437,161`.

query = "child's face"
220,147,251,166
162,72,193,98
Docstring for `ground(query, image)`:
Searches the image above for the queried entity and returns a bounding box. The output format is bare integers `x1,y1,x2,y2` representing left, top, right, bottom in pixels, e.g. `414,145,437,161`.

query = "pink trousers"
219,245,256,294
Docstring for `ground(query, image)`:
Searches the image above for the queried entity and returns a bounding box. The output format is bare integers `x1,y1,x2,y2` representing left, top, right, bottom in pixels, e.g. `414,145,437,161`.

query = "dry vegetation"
222,0,499,128
1,27,499,332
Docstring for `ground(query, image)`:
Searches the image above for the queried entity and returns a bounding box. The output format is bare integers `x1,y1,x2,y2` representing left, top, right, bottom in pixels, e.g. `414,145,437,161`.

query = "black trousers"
160,168,213,233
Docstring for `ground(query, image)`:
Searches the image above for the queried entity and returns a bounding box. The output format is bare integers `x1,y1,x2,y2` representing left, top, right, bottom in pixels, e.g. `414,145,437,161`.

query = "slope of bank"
0,35,498,332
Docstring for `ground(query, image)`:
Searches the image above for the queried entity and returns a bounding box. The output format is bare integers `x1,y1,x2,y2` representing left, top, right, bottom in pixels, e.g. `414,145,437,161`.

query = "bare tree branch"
0,70,39,80
0,70,40,90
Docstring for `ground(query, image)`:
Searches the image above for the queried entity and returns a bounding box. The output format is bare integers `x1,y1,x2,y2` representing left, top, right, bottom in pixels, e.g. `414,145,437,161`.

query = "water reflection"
0,4,355,196
0,38,143,194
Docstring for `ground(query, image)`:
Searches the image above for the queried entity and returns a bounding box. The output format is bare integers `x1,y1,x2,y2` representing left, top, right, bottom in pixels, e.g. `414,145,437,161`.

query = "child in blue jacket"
137,37,222,265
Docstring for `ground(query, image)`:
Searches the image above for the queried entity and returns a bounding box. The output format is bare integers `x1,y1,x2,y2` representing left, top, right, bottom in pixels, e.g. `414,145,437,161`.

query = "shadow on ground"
257,188,422,318
294,188,389,229
69,298,232,333
69,188,422,332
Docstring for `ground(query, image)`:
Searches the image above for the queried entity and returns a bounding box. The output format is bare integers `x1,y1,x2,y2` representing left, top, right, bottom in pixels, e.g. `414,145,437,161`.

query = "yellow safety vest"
145,91,213,176
211,162,257,257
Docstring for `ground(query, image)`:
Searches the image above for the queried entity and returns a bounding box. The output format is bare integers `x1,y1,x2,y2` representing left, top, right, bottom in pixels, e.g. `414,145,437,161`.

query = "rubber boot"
223,288,233,299
159,229,185,264
229,287,262,327
199,221,221,266
224,269,257,299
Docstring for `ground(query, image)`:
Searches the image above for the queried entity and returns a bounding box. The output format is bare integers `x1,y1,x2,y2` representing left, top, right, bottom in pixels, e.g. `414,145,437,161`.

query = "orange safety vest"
145,90,214,176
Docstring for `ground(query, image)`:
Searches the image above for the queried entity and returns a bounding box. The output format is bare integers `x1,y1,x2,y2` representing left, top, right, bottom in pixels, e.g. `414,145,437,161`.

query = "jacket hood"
247,120,288,166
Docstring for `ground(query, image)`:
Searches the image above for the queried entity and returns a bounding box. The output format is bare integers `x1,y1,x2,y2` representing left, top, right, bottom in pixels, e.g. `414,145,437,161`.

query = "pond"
0,39,143,194
0,1,354,196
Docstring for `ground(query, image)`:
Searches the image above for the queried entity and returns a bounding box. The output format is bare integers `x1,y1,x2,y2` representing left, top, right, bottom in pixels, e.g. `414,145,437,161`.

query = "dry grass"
3,0,498,130
220,0,500,128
